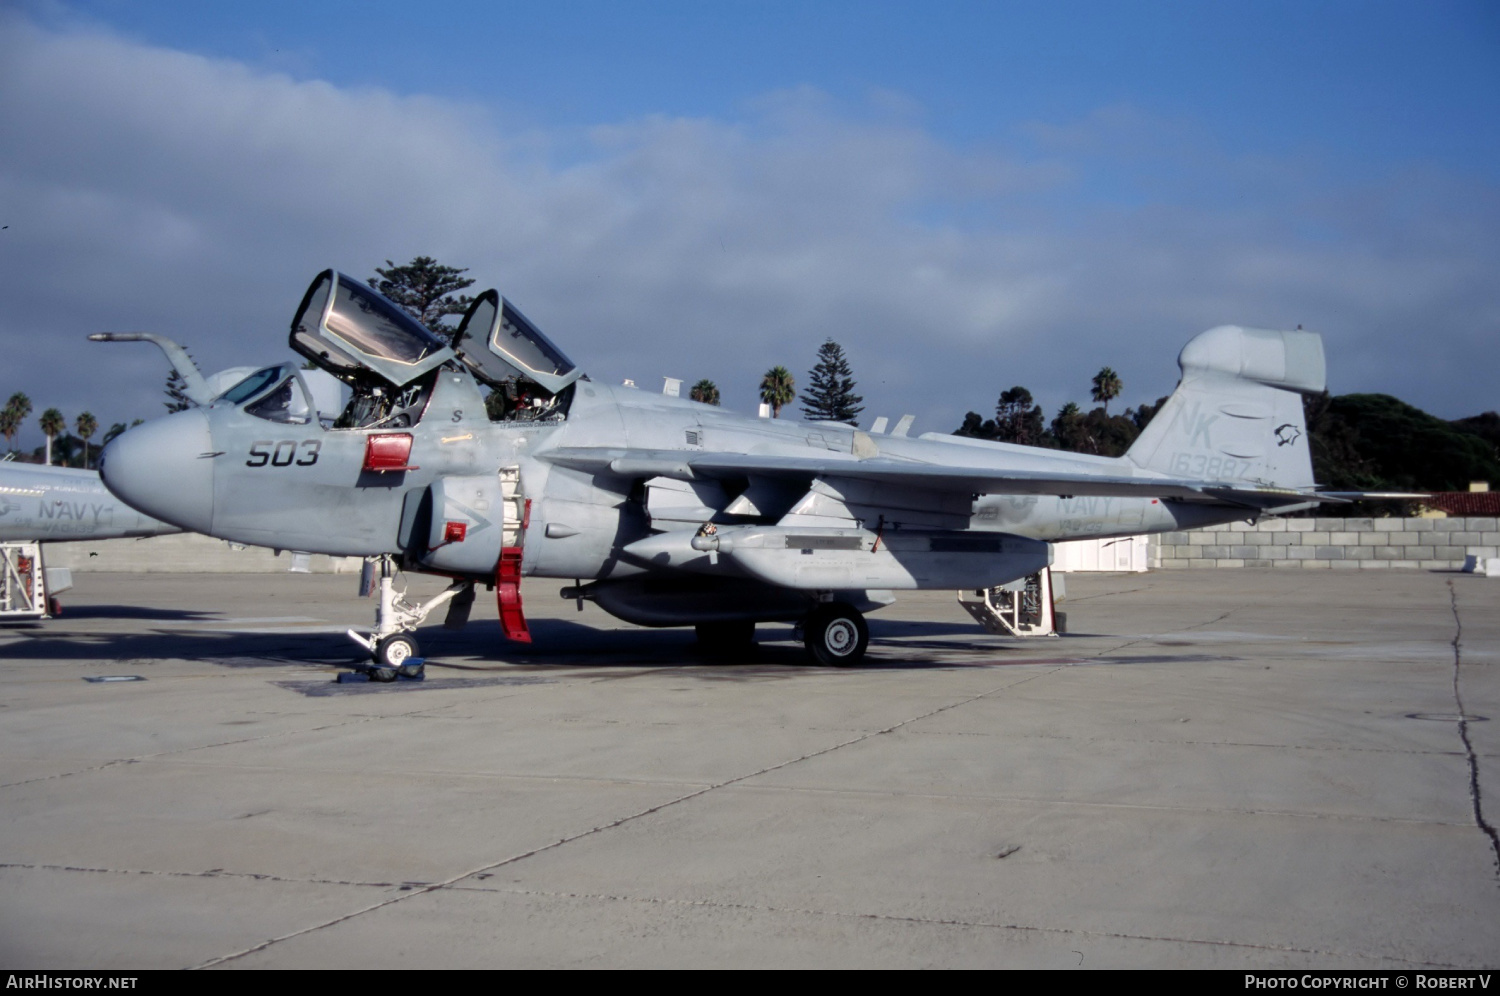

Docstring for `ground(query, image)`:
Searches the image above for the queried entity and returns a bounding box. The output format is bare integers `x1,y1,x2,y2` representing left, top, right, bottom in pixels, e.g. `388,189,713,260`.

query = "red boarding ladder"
496,467,531,642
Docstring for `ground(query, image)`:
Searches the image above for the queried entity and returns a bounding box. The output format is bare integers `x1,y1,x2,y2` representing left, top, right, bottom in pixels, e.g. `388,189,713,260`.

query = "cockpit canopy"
290,270,456,387
452,290,581,395
214,363,336,426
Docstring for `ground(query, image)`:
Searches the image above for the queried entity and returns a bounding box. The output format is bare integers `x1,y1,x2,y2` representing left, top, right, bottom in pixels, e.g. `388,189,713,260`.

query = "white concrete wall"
1151,516,1499,570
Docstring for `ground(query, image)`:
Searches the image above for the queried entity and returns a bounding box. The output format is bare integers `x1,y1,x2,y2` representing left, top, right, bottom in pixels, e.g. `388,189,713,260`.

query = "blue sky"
52,0,1500,166
2,0,1497,446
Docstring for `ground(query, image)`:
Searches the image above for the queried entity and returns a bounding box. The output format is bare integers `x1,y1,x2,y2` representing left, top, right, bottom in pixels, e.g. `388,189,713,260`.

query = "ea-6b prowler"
97,269,1360,669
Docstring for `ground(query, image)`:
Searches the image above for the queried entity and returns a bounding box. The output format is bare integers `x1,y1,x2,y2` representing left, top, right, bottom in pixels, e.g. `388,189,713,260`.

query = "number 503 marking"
246,440,321,467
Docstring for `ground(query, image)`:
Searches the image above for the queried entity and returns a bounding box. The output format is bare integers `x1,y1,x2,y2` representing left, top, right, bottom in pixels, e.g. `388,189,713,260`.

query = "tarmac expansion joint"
1447,580,1500,880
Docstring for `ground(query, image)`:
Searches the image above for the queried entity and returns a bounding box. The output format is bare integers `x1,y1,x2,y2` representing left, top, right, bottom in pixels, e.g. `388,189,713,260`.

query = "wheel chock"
334,659,426,684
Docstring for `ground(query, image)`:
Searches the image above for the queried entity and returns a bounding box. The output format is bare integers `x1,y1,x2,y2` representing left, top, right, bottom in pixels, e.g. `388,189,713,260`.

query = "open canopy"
452,289,580,395
289,270,455,387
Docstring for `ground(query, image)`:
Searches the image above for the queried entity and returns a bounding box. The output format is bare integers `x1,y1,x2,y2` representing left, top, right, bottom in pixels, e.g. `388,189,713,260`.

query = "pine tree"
759,366,796,418
800,340,864,424
994,387,1046,446
370,256,476,340
165,367,194,413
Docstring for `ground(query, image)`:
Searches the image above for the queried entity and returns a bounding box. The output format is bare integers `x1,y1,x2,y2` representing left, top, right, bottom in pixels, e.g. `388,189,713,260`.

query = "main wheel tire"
695,620,756,649
374,633,418,668
803,603,869,667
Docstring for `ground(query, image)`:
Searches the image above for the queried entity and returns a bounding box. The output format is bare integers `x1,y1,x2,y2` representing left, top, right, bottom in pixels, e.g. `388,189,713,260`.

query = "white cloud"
0,13,1495,456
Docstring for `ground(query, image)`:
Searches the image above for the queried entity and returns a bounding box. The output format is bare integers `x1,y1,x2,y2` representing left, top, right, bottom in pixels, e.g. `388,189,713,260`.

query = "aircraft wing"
542,446,1333,510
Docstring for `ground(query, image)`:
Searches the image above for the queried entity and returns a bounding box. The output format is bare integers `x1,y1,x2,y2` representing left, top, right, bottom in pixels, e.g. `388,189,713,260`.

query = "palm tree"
39,408,65,466
759,366,795,418
689,379,721,406
1091,367,1122,414
76,412,98,469
2,392,32,453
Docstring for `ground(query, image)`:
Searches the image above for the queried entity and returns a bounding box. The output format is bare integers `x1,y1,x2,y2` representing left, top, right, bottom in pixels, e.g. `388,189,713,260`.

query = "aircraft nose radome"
99,409,215,534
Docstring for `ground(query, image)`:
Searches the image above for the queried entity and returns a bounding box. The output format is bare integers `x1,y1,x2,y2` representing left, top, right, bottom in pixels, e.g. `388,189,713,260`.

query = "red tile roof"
1424,492,1500,515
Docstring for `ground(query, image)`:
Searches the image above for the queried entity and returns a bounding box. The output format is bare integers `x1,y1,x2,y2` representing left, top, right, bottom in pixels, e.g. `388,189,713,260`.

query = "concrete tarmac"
1,569,1496,969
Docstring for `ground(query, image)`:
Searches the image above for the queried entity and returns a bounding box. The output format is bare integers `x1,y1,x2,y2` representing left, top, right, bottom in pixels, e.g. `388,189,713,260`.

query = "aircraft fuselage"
101,369,1249,579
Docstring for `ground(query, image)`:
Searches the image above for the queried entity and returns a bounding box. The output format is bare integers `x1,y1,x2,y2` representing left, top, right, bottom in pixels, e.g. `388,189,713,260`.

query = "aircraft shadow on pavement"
869,618,1010,639
404,619,1057,678
0,628,364,666
48,605,222,621
2,615,1142,680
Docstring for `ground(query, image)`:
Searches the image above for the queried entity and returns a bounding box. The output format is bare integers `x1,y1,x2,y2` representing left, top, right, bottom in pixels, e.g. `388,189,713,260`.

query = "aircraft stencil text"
246,440,320,468
1169,452,1252,480
1167,399,1219,448
37,501,115,525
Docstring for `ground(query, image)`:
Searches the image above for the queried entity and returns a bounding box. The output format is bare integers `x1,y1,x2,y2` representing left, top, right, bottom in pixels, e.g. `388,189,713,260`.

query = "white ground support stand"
1,542,72,621
1462,555,1500,578
957,568,1060,637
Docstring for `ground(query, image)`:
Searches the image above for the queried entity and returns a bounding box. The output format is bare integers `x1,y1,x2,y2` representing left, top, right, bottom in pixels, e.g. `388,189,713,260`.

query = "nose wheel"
375,633,418,667
367,633,423,682
803,603,869,666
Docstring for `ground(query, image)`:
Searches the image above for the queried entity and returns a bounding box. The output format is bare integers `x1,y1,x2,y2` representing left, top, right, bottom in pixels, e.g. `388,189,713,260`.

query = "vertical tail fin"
1126,325,1325,489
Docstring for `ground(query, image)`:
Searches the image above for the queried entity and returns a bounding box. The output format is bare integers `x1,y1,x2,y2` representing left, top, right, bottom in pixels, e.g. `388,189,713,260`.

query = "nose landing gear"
347,556,470,674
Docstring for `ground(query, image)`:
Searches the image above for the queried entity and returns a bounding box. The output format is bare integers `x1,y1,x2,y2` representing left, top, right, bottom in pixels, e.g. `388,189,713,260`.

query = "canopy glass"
452,290,580,395
289,270,455,387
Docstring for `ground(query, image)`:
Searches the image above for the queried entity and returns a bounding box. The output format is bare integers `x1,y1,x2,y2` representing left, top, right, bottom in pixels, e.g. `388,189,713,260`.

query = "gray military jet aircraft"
96,269,1359,670
0,461,175,544
0,460,178,620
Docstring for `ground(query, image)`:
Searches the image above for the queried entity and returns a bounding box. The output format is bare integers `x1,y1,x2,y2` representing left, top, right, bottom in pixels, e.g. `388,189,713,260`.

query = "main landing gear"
801,602,869,667
690,603,869,665
346,556,472,680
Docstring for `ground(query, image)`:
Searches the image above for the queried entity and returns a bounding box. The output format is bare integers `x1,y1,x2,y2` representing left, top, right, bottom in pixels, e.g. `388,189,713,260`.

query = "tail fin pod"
1126,325,1325,490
